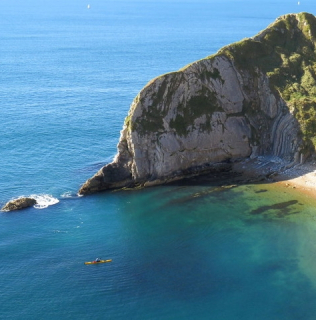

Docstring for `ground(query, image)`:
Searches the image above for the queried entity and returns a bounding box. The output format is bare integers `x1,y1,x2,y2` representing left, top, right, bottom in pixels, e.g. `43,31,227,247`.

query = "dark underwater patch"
250,200,299,217
255,189,268,194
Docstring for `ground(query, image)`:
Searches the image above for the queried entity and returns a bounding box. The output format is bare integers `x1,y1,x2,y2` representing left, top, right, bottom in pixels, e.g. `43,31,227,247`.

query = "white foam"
61,191,74,198
61,191,81,199
30,194,59,209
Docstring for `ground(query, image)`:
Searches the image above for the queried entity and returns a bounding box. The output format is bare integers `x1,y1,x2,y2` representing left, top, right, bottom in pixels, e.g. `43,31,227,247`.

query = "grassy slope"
220,12,316,152
126,13,316,153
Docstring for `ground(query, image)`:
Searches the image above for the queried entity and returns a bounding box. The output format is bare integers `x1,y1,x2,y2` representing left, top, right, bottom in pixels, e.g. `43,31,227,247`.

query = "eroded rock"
1,197,37,212
79,13,316,194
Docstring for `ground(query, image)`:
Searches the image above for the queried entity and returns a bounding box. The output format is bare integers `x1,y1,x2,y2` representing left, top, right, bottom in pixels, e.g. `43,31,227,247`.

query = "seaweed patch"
255,189,268,194
250,200,299,217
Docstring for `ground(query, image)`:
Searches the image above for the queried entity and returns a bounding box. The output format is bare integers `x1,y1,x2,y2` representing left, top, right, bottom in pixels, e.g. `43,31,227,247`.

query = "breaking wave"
60,191,81,199
30,194,59,209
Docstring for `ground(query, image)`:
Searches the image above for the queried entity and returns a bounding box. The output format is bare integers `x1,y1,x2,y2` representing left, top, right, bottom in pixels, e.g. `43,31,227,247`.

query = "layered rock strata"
80,12,316,194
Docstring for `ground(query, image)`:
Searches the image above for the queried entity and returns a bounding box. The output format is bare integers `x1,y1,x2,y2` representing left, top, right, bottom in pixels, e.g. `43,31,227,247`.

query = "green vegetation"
220,12,316,151
130,71,223,136
127,13,316,149
169,87,222,136
124,114,132,130
132,102,168,134
201,67,225,84
128,76,172,135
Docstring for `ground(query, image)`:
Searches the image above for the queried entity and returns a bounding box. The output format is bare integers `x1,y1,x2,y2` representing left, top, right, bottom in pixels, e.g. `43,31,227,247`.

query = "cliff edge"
79,12,316,194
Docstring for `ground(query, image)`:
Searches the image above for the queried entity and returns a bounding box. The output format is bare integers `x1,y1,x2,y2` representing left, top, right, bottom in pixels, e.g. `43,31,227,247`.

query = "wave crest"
60,191,78,199
30,194,59,209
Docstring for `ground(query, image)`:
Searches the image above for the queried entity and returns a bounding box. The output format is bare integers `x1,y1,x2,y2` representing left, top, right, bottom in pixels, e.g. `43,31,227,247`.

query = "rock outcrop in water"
1,197,37,212
79,12,316,194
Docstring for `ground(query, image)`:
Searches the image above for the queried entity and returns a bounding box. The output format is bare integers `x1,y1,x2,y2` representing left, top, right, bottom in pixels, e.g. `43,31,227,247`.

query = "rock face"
79,12,316,194
1,197,37,212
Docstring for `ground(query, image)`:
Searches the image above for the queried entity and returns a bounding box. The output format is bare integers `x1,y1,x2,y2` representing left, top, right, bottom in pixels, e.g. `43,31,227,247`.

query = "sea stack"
1,197,37,212
79,12,316,194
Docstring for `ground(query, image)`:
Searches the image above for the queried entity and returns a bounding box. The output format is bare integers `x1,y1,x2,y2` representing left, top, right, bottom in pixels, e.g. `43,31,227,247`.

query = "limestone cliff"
79,12,316,194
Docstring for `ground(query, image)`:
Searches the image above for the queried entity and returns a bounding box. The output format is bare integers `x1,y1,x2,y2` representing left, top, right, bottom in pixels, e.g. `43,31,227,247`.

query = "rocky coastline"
79,13,316,195
4,13,316,211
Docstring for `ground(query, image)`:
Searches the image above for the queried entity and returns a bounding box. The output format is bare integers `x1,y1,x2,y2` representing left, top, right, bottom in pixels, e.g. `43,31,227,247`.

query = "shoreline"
232,157,316,199
274,164,316,198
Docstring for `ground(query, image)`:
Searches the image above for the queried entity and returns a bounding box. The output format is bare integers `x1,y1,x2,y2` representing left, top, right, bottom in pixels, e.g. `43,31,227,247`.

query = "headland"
79,12,316,196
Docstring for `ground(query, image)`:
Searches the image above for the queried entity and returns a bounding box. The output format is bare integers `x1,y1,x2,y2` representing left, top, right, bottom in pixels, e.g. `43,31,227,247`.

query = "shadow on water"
134,160,313,223
250,200,300,217
113,164,306,224
255,189,268,193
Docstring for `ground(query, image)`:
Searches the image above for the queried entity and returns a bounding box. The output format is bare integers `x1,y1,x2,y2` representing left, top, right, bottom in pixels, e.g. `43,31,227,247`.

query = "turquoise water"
2,0,316,319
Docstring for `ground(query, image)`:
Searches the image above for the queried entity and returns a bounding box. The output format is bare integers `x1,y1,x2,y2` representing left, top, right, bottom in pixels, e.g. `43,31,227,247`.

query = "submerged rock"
80,12,316,194
1,197,37,212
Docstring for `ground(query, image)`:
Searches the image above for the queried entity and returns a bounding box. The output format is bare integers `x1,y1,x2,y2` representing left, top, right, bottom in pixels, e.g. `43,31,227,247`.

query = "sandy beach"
232,156,316,198
274,162,316,198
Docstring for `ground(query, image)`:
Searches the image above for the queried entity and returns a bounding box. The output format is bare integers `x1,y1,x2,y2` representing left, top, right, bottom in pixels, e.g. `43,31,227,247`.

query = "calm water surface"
1,0,316,319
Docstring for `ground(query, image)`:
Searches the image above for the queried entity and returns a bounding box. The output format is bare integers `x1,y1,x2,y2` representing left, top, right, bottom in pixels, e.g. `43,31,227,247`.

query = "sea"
2,0,316,319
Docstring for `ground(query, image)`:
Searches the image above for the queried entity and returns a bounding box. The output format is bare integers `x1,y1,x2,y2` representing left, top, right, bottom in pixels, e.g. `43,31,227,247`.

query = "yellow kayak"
84,259,112,265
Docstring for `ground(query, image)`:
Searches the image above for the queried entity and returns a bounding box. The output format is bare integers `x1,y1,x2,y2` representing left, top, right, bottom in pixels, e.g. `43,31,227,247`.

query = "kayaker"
95,258,101,262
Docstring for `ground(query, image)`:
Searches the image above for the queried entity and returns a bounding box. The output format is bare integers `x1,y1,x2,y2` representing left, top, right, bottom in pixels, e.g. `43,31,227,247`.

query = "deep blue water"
2,0,316,319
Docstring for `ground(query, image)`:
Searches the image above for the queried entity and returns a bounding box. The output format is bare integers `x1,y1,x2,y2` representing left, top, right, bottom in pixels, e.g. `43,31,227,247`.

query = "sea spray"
61,191,82,199
30,194,59,209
